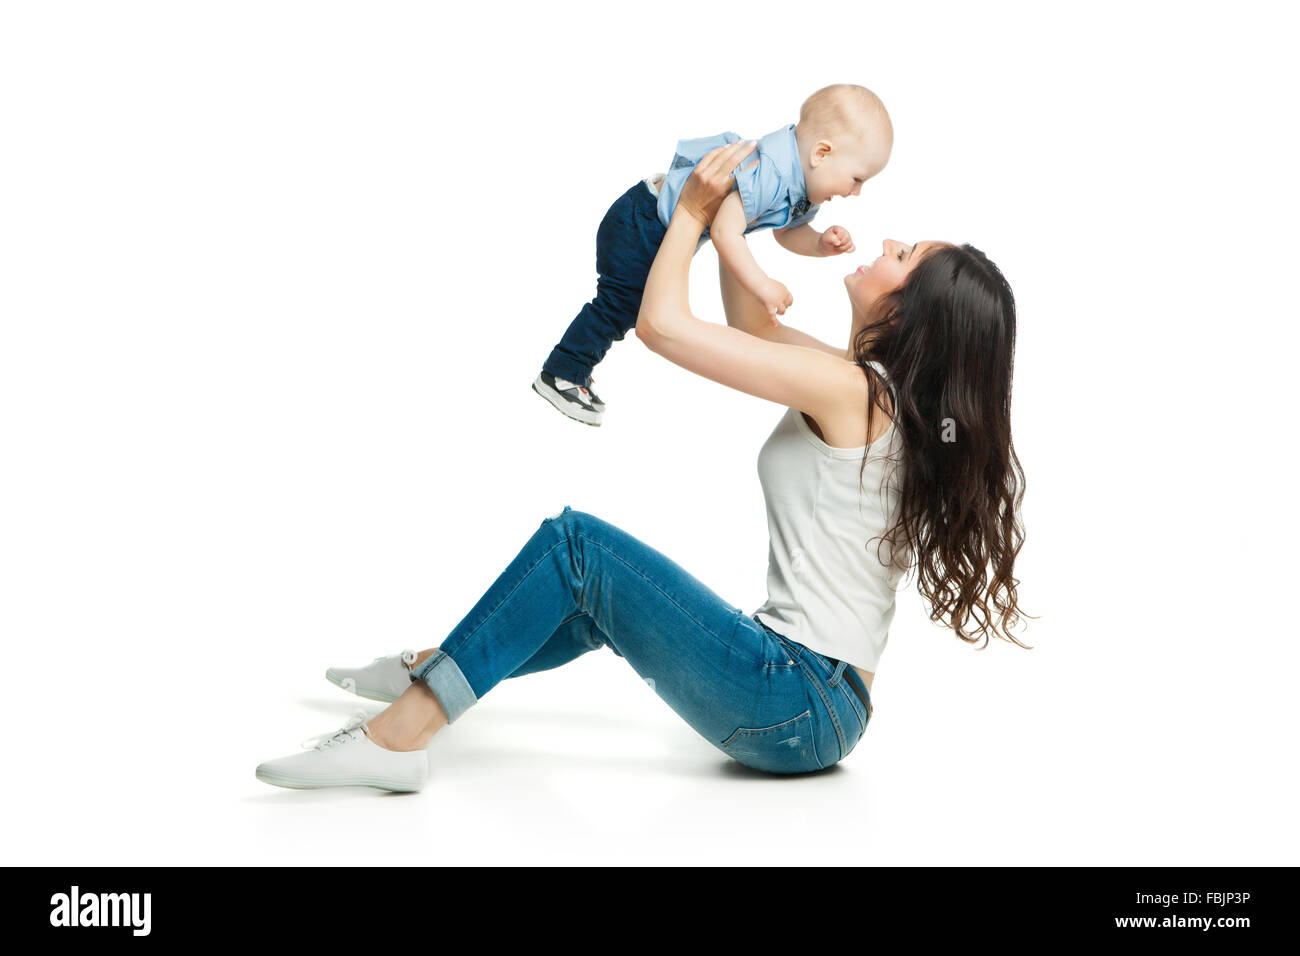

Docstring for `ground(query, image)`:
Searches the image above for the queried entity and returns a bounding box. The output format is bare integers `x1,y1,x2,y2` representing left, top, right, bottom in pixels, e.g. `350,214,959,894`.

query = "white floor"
12,598,1291,866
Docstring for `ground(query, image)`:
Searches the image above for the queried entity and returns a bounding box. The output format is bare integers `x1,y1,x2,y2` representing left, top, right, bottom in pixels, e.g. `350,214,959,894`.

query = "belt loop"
829,660,847,687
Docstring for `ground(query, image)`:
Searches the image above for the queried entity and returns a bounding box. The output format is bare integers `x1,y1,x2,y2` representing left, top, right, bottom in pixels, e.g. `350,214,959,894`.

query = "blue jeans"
541,181,671,387
410,507,873,774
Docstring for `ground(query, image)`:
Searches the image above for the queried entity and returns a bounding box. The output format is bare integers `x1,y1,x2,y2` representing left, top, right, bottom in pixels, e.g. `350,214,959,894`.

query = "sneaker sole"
325,668,401,704
255,766,425,792
532,378,602,426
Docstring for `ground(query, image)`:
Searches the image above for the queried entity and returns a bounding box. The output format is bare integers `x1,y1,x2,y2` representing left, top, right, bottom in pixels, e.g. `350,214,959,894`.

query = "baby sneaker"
532,370,603,426
326,649,418,703
584,376,606,412
255,710,428,792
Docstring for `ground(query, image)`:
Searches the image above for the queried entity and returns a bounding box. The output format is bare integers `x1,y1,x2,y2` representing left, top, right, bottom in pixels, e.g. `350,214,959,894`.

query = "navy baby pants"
542,181,672,386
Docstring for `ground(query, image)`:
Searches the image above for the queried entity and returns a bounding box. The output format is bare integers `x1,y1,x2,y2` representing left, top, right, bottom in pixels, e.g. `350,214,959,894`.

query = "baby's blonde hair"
798,84,892,148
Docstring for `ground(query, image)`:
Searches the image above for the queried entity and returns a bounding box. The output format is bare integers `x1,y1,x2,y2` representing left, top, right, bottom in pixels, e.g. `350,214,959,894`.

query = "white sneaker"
326,649,418,703
255,710,429,792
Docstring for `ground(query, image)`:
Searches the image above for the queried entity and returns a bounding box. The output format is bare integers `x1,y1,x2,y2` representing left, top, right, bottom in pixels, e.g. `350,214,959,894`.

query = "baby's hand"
757,278,793,323
819,226,856,256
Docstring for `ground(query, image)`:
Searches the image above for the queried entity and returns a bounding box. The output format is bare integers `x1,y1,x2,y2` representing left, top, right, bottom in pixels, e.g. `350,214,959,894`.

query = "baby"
532,83,893,426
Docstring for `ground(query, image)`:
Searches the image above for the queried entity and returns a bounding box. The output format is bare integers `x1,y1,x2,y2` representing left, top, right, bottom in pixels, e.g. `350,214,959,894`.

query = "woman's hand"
675,139,759,227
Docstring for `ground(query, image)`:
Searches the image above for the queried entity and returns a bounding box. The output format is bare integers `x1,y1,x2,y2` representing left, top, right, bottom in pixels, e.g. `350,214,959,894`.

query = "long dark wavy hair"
853,243,1034,651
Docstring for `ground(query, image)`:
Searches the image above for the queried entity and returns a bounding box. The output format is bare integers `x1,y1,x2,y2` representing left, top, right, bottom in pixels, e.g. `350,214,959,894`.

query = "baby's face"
803,135,889,206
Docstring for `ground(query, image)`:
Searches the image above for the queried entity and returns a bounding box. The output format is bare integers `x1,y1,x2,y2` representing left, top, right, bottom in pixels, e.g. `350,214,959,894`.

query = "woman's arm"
635,141,860,415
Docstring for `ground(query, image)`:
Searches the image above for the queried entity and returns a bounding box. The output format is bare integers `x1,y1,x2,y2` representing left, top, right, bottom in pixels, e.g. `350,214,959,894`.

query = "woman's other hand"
676,139,759,226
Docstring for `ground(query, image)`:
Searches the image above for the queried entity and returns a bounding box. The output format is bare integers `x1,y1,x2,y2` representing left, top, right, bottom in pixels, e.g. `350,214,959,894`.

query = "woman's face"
844,239,945,315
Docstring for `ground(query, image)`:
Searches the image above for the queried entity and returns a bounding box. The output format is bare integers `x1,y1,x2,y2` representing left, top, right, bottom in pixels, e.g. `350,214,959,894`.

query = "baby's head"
795,84,893,206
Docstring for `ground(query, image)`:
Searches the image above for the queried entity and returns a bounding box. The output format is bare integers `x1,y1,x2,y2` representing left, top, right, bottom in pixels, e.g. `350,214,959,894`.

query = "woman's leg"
366,506,833,773
398,612,607,684
504,612,609,678
366,613,610,751
352,615,604,746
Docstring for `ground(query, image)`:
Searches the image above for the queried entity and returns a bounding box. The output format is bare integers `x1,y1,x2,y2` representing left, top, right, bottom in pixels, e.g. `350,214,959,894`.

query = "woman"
254,140,1030,790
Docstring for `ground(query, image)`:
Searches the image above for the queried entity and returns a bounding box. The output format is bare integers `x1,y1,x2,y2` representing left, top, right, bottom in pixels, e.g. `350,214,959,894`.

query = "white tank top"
752,362,910,673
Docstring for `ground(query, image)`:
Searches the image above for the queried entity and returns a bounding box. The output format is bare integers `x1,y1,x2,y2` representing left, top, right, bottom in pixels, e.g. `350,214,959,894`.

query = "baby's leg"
541,181,668,386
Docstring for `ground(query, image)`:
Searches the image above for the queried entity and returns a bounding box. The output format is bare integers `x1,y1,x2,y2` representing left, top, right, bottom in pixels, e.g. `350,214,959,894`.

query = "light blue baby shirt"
655,124,821,241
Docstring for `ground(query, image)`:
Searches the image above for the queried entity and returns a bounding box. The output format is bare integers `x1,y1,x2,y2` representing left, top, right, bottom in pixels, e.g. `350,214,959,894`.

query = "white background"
2,0,1296,865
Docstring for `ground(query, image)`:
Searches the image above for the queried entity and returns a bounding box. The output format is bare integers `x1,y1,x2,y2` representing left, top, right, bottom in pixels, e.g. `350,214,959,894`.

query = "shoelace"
370,649,417,669
300,709,370,751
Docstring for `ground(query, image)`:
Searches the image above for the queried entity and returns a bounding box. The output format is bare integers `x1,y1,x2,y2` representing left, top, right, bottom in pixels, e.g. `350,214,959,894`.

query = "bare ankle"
365,723,425,753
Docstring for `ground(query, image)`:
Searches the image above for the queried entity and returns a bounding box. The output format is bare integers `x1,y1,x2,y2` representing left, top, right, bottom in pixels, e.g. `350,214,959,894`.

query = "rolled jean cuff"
410,649,478,724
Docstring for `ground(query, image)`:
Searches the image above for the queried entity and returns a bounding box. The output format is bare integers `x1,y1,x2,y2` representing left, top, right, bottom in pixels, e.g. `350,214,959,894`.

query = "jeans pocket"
720,709,821,774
